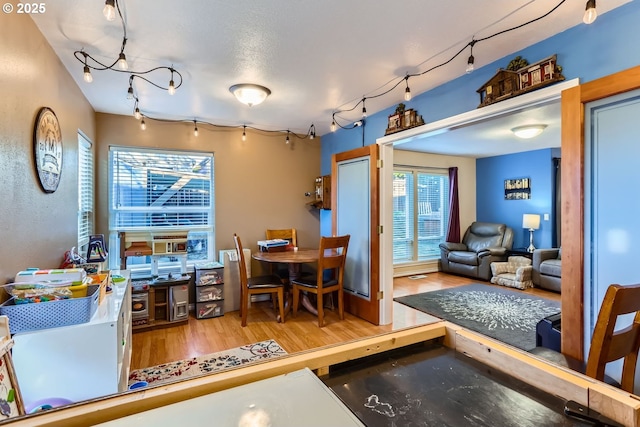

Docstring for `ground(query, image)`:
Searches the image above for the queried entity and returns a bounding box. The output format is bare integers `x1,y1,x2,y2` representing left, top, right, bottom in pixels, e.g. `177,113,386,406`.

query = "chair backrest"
463,222,514,252
585,283,640,392
233,234,249,289
317,235,350,285
266,228,297,247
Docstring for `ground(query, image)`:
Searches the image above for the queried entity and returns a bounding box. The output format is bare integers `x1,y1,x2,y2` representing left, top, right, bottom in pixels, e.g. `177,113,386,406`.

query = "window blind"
78,134,94,251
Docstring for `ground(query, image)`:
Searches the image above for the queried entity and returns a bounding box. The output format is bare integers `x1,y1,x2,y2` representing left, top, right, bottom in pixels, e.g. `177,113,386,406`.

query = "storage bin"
0,285,100,334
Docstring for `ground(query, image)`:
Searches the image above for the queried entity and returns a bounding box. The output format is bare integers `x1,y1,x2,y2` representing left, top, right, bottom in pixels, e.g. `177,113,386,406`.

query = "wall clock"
33,107,63,193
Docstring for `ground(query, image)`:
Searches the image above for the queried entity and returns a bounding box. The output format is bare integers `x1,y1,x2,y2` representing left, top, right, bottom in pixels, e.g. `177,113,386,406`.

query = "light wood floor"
130,272,560,370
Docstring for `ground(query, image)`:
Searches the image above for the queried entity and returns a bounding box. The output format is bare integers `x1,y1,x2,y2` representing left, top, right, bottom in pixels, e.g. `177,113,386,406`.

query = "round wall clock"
33,107,63,193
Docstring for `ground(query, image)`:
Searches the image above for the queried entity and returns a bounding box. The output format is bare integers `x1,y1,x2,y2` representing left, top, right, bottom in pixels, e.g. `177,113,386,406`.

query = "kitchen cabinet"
11,270,132,409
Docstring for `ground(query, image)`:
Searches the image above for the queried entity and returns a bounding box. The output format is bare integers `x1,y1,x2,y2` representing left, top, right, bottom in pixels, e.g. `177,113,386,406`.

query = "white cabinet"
12,271,132,409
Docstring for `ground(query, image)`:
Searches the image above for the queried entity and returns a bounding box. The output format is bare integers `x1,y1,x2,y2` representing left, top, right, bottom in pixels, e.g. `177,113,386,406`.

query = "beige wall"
95,114,322,274
394,149,477,230
0,15,96,285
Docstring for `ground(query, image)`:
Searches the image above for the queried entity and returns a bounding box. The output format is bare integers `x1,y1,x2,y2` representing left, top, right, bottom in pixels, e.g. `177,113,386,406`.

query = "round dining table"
252,248,319,316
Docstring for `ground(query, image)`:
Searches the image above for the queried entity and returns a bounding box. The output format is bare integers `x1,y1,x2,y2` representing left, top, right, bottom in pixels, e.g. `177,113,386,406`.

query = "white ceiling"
31,0,629,155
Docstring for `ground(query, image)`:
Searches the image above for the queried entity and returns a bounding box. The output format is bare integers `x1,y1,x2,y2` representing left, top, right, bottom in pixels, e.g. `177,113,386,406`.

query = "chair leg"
241,291,249,327
317,292,324,327
338,289,344,320
277,289,285,324
292,285,299,317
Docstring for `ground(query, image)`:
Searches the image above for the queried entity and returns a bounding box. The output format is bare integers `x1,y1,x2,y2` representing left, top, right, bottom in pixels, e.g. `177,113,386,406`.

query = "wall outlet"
544,213,550,221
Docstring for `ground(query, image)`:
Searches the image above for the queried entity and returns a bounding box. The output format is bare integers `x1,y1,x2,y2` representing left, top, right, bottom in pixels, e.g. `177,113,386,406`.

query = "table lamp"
522,214,541,252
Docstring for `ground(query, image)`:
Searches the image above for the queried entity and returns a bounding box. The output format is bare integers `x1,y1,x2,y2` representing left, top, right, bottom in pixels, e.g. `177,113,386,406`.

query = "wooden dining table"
252,248,319,317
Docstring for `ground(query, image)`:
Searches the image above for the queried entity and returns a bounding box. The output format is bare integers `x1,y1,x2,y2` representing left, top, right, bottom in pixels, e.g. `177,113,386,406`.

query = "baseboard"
393,260,440,278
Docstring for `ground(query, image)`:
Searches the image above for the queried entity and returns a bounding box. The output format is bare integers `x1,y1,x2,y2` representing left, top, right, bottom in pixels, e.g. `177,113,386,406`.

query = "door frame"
561,65,640,360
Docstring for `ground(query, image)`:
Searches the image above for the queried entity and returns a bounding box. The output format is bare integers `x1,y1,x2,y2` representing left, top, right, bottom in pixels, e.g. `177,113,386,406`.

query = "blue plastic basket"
0,285,100,334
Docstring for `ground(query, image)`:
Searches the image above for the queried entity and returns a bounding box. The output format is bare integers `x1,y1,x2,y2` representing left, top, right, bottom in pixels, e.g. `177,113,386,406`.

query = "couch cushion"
448,251,479,266
540,259,561,278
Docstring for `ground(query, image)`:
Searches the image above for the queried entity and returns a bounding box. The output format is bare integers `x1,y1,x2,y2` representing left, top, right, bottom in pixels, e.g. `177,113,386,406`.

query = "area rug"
394,284,560,350
128,339,287,387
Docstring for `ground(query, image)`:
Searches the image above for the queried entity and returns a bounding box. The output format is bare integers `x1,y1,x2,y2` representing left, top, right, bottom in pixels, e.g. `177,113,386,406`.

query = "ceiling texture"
31,0,629,155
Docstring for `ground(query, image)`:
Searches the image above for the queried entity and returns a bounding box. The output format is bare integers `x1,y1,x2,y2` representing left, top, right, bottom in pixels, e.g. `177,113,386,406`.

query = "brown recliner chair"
439,222,514,281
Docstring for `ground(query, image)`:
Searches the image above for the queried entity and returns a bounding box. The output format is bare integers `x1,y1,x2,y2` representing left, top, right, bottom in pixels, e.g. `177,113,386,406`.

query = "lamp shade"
229,84,271,107
522,214,540,230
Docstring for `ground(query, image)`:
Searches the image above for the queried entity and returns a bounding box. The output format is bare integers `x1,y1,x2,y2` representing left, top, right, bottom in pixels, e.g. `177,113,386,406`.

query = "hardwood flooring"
130,272,560,370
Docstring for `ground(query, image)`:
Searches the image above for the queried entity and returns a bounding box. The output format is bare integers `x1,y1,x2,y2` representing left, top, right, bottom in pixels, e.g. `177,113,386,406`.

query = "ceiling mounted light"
229,84,271,107
583,0,597,24
103,0,116,21
511,124,547,139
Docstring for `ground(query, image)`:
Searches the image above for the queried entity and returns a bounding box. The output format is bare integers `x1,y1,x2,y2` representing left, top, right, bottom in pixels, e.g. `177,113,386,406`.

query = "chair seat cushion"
247,274,284,289
448,251,479,266
540,259,561,278
291,276,338,289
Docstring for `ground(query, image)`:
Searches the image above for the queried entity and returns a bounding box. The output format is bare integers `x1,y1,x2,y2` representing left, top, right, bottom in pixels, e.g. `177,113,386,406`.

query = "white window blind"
78,133,94,251
109,147,214,271
393,168,449,263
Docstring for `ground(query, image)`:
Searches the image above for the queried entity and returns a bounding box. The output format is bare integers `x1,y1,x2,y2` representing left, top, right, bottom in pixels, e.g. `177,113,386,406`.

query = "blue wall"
476,149,556,249
320,2,640,236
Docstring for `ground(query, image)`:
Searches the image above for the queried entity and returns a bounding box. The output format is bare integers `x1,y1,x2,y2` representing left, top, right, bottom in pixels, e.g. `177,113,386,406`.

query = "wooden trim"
562,65,640,361
561,85,584,361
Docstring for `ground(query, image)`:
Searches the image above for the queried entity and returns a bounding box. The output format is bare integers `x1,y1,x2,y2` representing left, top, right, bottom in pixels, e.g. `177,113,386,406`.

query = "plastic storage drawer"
196,301,223,319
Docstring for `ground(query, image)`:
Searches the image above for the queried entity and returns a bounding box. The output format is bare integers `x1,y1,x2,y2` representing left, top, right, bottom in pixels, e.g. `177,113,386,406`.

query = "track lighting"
285,131,290,144
117,52,128,70
83,65,93,83
466,40,476,74
242,125,247,141
134,106,141,120
127,84,134,100
140,118,146,131
331,119,336,132
168,70,176,95
404,76,412,101
309,124,316,140
193,121,199,137
583,0,597,24
103,0,116,21
362,99,367,118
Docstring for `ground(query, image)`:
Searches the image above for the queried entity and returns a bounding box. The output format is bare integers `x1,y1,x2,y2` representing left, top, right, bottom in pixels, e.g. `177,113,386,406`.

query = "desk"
253,249,318,316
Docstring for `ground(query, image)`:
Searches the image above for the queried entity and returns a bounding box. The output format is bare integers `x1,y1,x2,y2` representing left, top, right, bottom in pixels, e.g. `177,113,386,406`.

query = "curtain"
446,167,460,243
553,157,561,247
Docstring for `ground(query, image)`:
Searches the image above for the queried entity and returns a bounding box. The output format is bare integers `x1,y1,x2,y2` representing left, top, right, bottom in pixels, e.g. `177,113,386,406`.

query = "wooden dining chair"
265,228,298,247
233,234,285,327
291,235,350,327
584,283,640,392
265,228,298,280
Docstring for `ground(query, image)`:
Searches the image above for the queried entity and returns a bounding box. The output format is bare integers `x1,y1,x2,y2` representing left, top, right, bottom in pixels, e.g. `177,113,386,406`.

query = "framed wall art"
504,177,531,200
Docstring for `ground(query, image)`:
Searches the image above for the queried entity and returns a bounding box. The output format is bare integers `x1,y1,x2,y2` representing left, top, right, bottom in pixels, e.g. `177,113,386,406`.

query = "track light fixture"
285,130,291,144
140,118,146,131
134,106,141,120
362,98,367,118
404,76,412,101
242,125,247,141
583,0,597,24
193,120,199,137
331,119,336,132
466,40,476,74
75,0,183,103
103,0,116,21
309,124,316,140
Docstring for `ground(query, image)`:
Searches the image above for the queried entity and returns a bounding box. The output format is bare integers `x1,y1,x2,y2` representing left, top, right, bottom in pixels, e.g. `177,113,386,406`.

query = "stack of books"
257,239,291,252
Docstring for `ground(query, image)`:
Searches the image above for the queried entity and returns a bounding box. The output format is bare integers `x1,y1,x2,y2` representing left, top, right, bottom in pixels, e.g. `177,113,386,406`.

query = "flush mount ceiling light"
229,84,271,107
511,124,547,139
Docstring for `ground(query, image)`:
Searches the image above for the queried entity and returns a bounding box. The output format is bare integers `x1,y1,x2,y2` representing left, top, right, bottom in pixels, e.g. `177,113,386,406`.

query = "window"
78,133,94,253
109,147,214,276
393,168,449,263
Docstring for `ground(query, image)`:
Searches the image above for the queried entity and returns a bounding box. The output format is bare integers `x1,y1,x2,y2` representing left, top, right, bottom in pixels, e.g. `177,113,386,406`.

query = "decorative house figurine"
385,103,425,135
477,54,565,108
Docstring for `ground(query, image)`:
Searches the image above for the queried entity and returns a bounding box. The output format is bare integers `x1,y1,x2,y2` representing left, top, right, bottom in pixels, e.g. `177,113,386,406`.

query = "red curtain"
446,167,460,243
